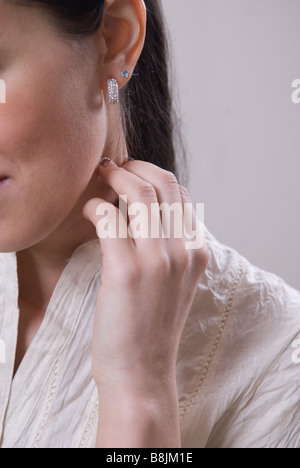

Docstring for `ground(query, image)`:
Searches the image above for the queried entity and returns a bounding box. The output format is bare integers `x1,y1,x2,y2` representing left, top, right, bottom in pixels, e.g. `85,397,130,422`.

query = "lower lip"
0,178,10,193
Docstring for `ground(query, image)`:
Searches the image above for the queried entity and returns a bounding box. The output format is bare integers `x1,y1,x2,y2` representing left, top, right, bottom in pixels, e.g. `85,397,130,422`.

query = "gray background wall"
162,0,300,291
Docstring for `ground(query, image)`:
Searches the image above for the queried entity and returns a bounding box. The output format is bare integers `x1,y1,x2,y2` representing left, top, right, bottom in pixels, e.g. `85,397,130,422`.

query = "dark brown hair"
13,0,188,184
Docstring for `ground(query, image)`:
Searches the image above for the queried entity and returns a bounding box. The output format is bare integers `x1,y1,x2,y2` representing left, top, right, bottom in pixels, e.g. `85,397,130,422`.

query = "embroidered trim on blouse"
30,354,64,448
179,259,246,423
78,394,99,448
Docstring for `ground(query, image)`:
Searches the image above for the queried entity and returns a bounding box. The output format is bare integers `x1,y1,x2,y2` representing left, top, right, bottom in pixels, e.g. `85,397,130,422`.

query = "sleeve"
205,267,300,449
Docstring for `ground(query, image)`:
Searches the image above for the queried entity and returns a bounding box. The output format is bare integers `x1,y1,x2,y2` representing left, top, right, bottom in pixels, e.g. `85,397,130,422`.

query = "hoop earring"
107,78,119,105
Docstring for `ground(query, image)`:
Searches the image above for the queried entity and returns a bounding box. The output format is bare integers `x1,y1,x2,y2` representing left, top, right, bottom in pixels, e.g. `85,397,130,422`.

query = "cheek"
0,86,80,203
0,73,107,252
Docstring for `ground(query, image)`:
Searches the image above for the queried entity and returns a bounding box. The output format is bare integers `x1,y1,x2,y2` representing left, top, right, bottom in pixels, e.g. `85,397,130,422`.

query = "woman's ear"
97,0,147,90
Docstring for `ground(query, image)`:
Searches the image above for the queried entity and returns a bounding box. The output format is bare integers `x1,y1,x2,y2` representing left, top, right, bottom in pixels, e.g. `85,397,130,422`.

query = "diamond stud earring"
121,70,130,78
107,78,119,105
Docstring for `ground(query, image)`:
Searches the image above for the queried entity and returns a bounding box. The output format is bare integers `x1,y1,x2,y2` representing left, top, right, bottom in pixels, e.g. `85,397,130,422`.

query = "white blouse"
0,225,299,448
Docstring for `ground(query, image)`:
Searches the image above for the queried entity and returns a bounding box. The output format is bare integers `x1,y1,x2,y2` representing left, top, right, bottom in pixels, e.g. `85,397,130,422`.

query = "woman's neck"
16,171,117,310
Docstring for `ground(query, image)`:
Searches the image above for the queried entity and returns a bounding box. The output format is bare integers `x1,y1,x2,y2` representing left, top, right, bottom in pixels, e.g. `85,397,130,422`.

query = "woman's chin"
0,239,22,253
0,232,36,253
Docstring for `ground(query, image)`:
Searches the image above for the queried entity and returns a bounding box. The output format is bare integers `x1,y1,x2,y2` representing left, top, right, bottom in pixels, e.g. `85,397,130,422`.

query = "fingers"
83,197,135,265
122,160,187,257
97,160,165,253
178,184,209,276
84,159,206,264
121,160,207,262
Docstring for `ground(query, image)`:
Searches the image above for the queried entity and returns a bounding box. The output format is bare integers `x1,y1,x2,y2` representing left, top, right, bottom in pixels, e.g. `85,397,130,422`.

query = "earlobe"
100,0,146,88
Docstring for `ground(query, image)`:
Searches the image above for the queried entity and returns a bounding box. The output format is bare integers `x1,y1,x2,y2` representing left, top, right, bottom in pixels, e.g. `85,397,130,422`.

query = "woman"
0,0,299,449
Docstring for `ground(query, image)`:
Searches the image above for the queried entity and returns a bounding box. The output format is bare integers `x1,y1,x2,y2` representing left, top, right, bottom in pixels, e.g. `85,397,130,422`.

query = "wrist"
95,368,178,403
96,377,181,448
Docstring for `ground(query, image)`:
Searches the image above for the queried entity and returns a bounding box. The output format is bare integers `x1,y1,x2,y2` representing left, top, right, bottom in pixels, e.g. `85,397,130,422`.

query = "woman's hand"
83,159,209,395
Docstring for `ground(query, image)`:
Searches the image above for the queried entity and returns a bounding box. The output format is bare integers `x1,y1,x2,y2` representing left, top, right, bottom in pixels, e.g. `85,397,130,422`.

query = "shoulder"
195,224,300,353
180,225,300,363
207,226,299,360
178,226,300,448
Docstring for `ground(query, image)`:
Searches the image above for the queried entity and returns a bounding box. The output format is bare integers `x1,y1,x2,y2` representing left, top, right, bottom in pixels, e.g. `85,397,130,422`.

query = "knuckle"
179,185,191,200
191,244,210,275
199,244,210,264
161,170,179,187
135,182,157,200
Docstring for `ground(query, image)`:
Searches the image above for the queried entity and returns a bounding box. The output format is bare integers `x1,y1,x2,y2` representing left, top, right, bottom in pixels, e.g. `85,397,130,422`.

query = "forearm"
96,380,181,448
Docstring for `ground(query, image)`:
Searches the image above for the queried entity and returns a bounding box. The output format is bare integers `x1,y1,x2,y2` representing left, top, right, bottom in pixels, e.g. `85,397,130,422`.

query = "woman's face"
0,1,109,252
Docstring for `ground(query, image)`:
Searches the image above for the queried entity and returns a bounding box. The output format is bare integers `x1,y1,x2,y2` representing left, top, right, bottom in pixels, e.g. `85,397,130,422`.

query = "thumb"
82,197,134,259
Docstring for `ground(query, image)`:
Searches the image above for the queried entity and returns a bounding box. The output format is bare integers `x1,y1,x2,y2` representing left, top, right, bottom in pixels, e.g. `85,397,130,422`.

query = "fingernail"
99,158,114,167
